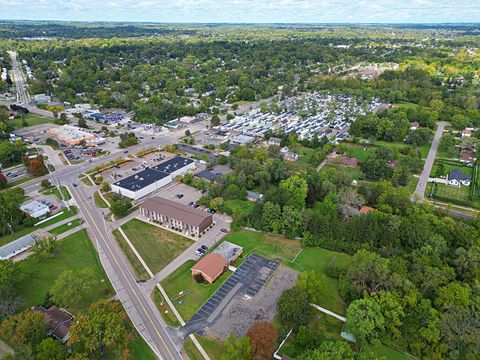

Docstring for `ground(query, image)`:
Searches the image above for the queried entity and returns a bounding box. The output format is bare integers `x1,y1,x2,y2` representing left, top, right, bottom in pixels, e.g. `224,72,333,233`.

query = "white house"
20,201,50,219
447,169,471,187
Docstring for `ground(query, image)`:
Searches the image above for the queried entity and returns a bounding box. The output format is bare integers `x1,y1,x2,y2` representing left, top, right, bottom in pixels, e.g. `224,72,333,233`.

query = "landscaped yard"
37,206,78,228
16,229,112,313
121,218,194,273
8,114,52,129
342,143,375,162
160,260,231,321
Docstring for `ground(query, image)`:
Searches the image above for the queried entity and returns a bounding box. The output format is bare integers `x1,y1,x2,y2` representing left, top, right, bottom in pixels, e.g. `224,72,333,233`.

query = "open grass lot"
223,199,254,218
342,143,375,163
129,336,157,360
40,185,71,201
222,229,303,262
0,224,35,247
8,114,52,129
373,140,430,159
16,229,112,313
161,260,231,321
364,344,412,360
183,334,226,360
112,229,150,280
48,218,82,236
94,191,109,208
121,218,194,273
290,145,317,171
320,163,364,181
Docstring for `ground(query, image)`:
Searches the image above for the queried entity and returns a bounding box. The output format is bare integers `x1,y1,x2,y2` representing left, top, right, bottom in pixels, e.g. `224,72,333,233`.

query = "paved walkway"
414,121,448,199
36,145,64,167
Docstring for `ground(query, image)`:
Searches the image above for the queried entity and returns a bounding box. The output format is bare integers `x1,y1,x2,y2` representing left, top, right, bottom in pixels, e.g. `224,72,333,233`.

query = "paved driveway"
414,121,448,198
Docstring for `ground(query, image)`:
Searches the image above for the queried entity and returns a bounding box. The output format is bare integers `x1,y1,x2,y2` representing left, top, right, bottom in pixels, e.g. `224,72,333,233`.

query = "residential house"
267,137,282,147
447,169,471,187
283,152,299,162
191,253,228,283
32,306,74,343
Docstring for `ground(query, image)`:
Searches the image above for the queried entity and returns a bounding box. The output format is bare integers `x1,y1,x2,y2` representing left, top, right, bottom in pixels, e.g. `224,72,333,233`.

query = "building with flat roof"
111,156,195,200
231,134,255,145
212,241,243,264
20,200,50,219
141,196,213,236
48,125,101,146
191,253,228,283
0,233,40,260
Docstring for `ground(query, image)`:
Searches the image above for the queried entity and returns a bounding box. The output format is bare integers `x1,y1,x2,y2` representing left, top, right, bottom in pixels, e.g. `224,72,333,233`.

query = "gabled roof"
192,253,228,279
449,169,471,182
32,306,73,341
142,197,212,227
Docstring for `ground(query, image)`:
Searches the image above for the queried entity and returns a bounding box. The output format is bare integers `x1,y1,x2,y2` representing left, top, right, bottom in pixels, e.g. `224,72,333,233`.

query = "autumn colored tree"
246,321,278,360
0,172,7,189
29,158,47,176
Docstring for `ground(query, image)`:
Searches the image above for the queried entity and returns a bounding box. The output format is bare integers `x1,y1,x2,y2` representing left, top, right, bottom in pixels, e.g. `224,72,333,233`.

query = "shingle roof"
32,306,73,341
192,253,228,280
142,197,212,228
0,233,38,259
449,169,471,182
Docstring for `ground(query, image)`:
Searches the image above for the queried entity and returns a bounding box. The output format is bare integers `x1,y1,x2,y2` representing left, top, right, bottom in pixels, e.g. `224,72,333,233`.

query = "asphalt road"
414,121,448,198
8,51,31,106
69,183,183,360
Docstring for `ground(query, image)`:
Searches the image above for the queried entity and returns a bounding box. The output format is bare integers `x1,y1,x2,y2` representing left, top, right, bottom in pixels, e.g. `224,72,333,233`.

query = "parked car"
195,250,205,257
220,228,229,233
188,201,194,206
200,245,208,251
50,205,58,211
193,203,199,208
72,182,78,187
175,194,184,199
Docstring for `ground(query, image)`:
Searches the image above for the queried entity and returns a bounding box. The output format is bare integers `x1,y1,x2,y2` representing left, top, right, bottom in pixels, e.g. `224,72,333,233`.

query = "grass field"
222,230,303,262
93,191,109,208
8,114,52,129
372,140,430,159
48,218,82,236
161,260,231,321
364,344,412,360
40,185,71,201
223,199,254,218
320,163,364,182
16,229,112,313
129,336,157,360
121,219,194,273
343,143,375,162
112,229,150,280
0,224,35,247
152,288,181,327
183,335,226,360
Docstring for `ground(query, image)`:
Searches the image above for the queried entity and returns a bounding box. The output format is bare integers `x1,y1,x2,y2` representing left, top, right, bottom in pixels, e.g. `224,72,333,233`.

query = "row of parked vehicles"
41,199,58,211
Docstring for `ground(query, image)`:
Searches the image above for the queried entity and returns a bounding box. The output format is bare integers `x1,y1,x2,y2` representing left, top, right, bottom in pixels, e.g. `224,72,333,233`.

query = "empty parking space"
184,253,279,328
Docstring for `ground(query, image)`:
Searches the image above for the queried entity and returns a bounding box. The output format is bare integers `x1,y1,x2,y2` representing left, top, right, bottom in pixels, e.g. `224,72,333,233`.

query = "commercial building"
231,134,255,145
141,196,213,236
191,253,228,283
48,125,105,146
111,157,195,200
21,201,50,219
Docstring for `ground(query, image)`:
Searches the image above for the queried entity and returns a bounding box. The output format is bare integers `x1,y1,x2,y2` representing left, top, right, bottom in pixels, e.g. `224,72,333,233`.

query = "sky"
0,0,479,24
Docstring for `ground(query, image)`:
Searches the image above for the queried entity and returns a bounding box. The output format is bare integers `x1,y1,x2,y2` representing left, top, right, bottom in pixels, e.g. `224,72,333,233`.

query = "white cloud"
0,0,478,23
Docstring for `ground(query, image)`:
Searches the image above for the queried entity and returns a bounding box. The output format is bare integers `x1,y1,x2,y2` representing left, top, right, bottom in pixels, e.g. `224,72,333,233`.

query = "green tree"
277,286,312,329
279,175,307,210
0,310,47,350
36,338,67,360
51,269,98,308
31,237,58,259
221,333,252,360
346,297,385,345
68,300,129,358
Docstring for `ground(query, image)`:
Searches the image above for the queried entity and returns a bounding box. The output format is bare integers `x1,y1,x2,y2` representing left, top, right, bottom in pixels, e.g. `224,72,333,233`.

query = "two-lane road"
414,121,448,199
69,183,183,360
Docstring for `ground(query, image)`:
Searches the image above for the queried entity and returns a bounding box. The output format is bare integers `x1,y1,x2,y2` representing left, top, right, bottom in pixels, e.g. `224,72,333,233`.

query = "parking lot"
178,254,279,338
155,182,203,207
3,165,28,181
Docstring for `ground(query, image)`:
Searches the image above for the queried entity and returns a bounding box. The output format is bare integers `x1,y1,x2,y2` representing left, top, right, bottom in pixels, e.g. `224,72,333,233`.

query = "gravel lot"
206,265,298,340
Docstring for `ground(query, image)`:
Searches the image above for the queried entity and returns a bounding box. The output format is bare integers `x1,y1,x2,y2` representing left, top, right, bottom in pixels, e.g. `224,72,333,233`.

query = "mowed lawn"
8,114,52,129
223,199,254,217
161,260,231,321
16,229,112,313
121,219,194,273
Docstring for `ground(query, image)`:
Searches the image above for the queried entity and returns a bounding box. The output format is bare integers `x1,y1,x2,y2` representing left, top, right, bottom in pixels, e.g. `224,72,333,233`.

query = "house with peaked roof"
32,306,74,343
191,253,228,283
447,169,471,187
